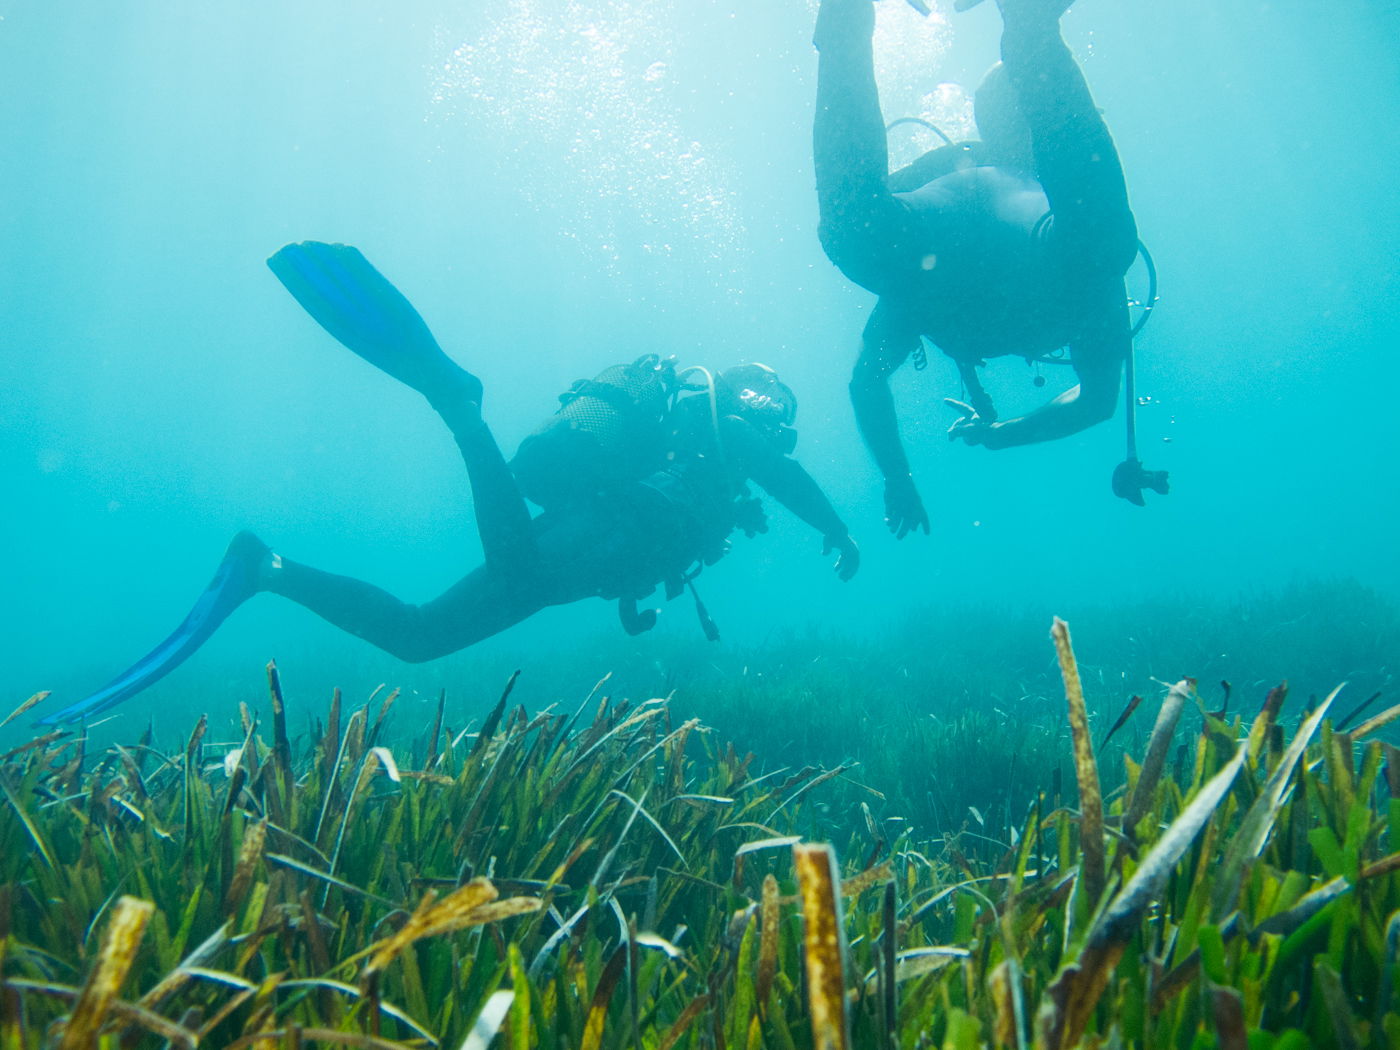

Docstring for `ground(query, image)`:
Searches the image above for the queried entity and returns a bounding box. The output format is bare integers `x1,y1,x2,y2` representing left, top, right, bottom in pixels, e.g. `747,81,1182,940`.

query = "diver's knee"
395,645,438,665
399,639,460,664
386,611,454,664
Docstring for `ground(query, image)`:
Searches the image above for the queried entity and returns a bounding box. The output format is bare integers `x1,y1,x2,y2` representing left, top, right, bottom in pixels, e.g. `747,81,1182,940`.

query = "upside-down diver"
814,0,1163,533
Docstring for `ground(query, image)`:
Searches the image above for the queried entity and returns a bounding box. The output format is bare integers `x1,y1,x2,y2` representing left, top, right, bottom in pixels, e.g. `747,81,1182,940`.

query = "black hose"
884,116,955,147
1130,238,1158,337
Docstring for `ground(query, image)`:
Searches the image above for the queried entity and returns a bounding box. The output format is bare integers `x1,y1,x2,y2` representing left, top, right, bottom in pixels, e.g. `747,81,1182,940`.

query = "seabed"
2,607,1398,1049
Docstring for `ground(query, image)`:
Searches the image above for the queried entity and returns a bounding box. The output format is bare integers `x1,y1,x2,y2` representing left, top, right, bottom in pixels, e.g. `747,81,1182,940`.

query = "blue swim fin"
268,241,479,403
38,532,269,726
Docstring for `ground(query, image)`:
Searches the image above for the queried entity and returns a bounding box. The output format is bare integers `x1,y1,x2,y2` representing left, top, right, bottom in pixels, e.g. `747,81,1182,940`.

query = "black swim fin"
268,241,479,404
38,532,269,725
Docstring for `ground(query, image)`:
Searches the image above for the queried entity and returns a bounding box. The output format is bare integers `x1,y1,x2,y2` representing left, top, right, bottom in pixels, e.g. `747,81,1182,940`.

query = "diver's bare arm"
953,306,1128,449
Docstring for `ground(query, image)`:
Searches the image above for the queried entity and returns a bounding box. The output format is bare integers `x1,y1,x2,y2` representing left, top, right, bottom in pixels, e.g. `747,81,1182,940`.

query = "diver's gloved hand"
734,496,769,538
945,398,1000,448
824,533,861,581
883,473,930,539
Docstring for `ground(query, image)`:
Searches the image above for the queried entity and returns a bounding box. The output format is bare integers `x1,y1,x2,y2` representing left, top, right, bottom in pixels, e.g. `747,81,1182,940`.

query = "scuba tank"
510,354,677,510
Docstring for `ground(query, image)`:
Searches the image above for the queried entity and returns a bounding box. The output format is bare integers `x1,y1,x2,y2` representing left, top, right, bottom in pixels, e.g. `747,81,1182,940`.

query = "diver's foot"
221,530,276,597
444,365,484,408
814,0,875,52
426,365,484,422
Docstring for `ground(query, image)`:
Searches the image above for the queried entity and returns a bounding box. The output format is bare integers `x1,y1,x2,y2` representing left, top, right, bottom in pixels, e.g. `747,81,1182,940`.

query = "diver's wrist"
978,421,1014,449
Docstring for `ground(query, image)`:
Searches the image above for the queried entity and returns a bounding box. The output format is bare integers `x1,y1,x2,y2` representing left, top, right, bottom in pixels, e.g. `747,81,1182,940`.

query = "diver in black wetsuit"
813,0,1139,536
39,242,858,724
256,360,859,663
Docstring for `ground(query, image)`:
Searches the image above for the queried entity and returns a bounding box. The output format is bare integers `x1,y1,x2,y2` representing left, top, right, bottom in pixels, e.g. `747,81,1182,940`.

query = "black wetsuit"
813,0,1138,459
263,387,848,662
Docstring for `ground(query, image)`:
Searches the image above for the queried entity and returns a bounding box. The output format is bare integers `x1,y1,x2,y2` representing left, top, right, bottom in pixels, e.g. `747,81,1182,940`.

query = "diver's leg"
433,396,538,571
264,500,630,661
998,3,1137,273
265,559,543,663
813,0,921,293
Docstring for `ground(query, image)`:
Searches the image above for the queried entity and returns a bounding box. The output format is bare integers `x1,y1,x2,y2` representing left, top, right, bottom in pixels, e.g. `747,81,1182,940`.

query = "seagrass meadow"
3,615,1400,1049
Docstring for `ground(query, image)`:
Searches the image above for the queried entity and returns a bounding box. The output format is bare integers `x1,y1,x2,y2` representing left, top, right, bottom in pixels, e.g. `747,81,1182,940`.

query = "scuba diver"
814,0,1155,536
39,242,859,725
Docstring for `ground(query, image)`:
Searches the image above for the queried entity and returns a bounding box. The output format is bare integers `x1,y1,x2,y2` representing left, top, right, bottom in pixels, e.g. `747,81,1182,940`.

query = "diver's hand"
823,533,861,581
945,398,999,448
883,473,930,538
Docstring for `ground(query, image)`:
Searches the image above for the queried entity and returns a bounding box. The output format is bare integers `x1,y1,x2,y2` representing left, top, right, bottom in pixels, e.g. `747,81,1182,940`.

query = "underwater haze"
3,0,1399,728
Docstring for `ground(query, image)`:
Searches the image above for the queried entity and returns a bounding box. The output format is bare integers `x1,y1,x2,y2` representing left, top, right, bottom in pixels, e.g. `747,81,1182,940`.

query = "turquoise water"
3,1,1397,727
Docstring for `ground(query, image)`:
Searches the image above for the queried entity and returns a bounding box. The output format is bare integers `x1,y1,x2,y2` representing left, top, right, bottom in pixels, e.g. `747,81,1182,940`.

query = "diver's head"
974,62,1033,171
719,363,797,427
718,362,799,453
